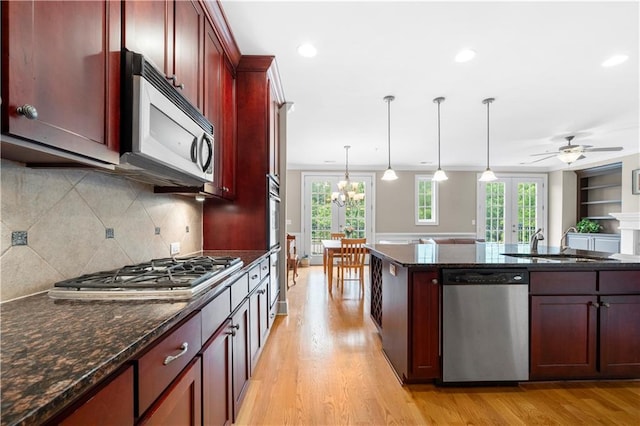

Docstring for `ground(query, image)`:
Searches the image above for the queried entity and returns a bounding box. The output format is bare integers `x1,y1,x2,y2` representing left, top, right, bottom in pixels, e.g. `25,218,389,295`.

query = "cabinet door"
249,286,261,373
173,0,204,110
530,295,598,379
140,357,202,426
566,234,592,250
220,60,237,199
268,81,280,180
231,299,250,421
202,320,233,426
204,21,223,193
599,295,640,377
60,366,134,426
410,271,440,379
123,0,169,73
593,236,620,253
2,0,120,165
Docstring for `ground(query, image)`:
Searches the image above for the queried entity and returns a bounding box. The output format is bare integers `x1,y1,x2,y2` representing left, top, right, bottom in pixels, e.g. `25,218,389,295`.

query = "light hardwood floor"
236,266,639,425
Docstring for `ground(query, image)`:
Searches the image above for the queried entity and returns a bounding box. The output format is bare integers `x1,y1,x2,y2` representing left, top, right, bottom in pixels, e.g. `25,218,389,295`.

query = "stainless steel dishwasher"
442,269,529,383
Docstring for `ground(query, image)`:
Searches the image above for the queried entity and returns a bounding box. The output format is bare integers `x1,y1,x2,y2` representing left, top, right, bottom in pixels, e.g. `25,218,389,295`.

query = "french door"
302,173,373,265
477,175,547,245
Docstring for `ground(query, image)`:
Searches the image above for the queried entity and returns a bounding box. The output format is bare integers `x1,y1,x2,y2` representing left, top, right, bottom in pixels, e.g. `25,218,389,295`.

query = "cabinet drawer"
137,312,202,416
248,265,261,292
230,273,249,311
599,271,640,294
202,287,231,344
530,271,596,294
260,259,270,281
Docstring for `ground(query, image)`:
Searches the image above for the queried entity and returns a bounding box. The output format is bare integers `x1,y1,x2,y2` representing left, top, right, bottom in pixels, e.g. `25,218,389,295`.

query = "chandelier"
331,145,364,207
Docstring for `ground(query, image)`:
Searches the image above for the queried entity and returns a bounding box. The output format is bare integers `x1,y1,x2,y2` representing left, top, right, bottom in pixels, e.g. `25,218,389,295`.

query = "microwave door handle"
190,136,198,164
200,133,213,173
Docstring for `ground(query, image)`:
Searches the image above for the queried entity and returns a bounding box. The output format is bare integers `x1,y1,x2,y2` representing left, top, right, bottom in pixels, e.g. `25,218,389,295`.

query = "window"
415,175,438,225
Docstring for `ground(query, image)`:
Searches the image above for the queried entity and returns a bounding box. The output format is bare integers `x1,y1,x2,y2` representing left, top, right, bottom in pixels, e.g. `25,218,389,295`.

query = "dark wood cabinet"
530,270,640,380
203,56,284,249
410,271,440,380
59,366,134,426
231,299,250,421
1,0,120,166
202,319,233,426
249,278,270,373
124,0,204,111
218,61,237,199
381,260,409,381
530,294,598,378
139,357,202,425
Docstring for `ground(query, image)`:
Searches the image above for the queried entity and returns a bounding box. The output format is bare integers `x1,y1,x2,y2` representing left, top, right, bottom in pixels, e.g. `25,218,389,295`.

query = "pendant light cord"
387,98,392,168
486,100,490,169
437,101,442,168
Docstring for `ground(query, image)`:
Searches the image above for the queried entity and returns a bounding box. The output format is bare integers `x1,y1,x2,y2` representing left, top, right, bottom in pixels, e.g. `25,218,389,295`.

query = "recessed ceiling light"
297,43,317,58
455,49,476,63
601,54,628,67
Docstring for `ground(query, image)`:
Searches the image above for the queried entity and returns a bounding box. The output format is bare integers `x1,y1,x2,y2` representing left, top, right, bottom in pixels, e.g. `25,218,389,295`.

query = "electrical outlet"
472,219,476,226
170,242,180,255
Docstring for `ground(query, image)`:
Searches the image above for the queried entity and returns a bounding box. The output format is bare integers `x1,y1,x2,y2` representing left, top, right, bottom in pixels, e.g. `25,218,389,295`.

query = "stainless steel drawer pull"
601,302,610,308
251,274,259,280
163,342,189,365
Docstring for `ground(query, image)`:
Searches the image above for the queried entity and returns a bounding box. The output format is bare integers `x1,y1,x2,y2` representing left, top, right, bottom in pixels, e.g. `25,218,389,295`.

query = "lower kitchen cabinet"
566,232,620,253
249,278,270,373
410,271,440,380
139,357,202,425
231,298,250,421
530,270,640,380
202,319,233,426
58,366,134,426
381,260,409,381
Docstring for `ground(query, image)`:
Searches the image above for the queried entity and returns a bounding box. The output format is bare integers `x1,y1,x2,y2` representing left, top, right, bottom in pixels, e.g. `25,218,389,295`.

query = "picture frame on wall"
633,169,640,195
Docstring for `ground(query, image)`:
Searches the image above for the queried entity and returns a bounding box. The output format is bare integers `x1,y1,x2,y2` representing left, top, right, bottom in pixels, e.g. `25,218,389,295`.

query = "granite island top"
366,243,640,269
0,250,269,426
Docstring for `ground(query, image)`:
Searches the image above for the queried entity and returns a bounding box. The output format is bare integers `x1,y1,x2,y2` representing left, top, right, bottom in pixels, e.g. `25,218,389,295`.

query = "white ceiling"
221,1,639,172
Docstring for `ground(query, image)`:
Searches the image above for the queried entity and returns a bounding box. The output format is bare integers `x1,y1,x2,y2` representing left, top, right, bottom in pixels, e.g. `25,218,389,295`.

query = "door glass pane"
344,181,366,238
516,182,538,244
485,182,505,242
310,181,332,256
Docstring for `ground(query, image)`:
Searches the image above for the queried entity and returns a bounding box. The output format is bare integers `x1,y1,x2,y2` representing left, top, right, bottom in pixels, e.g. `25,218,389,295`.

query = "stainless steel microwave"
118,50,214,187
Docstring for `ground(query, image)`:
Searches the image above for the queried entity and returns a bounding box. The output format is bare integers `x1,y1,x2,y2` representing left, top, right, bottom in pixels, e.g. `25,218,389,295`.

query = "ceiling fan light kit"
432,96,448,182
528,135,623,165
381,95,399,181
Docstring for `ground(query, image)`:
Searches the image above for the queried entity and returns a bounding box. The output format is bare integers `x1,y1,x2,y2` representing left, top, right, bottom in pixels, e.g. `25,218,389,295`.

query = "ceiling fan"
526,135,623,164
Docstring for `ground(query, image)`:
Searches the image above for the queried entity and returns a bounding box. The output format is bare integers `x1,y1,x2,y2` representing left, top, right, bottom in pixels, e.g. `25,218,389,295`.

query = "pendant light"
331,145,364,207
381,95,398,181
432,96,448,181
478,97,498,182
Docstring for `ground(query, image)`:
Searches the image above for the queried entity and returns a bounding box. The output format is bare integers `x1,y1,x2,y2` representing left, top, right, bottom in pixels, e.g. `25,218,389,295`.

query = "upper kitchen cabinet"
123,0,205,112
1,0,121,167
203,56,285,249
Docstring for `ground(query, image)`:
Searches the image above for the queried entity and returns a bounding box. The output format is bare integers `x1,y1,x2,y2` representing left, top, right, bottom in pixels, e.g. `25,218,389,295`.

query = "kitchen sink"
501,253,616,263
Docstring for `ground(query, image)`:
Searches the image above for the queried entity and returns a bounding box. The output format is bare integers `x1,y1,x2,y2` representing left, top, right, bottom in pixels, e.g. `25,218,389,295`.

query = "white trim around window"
415,174,438,226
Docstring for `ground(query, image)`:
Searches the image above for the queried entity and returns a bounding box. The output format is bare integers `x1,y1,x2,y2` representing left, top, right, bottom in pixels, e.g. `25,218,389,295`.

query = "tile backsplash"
0,159,203,302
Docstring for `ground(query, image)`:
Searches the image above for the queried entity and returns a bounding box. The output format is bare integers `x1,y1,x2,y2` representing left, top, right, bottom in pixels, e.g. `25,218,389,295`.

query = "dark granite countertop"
0,250,269,426
366,243,640,269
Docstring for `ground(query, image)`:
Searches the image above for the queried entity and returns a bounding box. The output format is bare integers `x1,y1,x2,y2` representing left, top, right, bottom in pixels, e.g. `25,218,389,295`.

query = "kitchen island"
0,250,273,426
366,242,640,384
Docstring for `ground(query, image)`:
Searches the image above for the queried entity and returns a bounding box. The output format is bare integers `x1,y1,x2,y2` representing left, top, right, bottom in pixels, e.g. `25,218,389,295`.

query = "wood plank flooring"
235,266,639,425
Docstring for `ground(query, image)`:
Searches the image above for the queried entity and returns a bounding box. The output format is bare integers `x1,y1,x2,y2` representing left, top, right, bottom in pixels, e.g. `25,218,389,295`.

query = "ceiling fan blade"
584,147,623,152
520,154,556,164
530,152,557,157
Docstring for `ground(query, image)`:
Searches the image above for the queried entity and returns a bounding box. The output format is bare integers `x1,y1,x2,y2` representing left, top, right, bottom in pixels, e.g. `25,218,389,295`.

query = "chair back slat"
340,238,367,266
331,233,346,240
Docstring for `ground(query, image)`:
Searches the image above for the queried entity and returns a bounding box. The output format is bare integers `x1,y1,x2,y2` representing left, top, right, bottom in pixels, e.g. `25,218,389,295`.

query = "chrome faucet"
530,228,544,252
561,226,578,250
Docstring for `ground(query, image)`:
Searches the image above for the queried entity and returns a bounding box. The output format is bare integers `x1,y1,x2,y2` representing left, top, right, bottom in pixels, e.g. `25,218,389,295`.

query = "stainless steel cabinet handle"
589,301,600,308
176,82,185,90
601,302,610,308
257,289,266,295
226,330,236,336
431,279,438,284
166,75,177,84
163,342,189,365
16,104,38,120
251,274,259,280
230,324,240,330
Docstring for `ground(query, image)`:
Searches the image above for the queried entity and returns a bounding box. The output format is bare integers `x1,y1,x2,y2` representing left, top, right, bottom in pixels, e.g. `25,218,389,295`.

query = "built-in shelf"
581,183,621,191
576,163,622,234
581,200,622,205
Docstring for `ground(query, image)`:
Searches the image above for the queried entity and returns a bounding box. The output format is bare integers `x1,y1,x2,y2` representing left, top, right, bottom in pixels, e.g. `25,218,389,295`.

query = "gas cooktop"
48,256,243,301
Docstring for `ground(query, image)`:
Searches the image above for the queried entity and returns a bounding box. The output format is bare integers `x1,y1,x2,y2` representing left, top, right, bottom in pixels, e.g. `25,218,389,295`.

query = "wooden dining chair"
286,234,299,287
330,232,345,240
336,238,367,295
